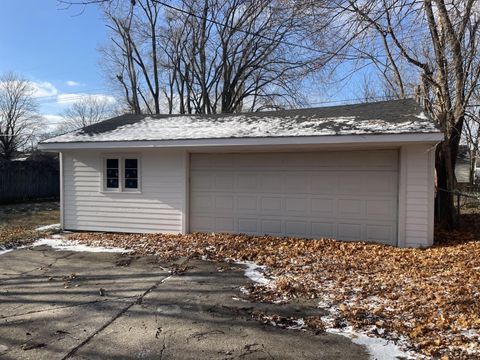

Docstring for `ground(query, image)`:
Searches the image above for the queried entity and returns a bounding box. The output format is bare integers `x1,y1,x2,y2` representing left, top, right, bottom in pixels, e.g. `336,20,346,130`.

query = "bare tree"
101,3,142,114
101,0,164,114
58,95,118,132
0,72,41,160
94,0,321,114
463,103,480,185
315,0,480,228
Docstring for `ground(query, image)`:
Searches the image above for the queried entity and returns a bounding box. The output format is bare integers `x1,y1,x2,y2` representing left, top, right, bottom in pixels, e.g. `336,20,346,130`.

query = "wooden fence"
0,160,59,204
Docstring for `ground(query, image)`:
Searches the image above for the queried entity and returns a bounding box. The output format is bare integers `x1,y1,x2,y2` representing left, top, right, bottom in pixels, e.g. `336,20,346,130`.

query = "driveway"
0,245,368,360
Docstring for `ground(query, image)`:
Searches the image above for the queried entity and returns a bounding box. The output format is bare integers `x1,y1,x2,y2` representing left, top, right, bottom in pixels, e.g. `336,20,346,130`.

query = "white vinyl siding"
399,144,436,247
189,150,399,246
63,149,187,233
60,143,437,248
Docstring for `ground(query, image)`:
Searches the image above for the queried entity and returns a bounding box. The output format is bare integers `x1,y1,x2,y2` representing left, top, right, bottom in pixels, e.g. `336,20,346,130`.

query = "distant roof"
42,99,440,144
457,144,480,164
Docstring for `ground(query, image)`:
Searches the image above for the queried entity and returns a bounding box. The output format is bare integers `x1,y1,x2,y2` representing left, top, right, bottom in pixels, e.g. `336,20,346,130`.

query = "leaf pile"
66,231,480,358
0,226,39,247
0,201,60,248
0,224,60,248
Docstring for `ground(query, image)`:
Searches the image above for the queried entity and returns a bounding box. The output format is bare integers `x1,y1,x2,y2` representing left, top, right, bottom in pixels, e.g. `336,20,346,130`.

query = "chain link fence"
436,186,480,238
453,185,480,216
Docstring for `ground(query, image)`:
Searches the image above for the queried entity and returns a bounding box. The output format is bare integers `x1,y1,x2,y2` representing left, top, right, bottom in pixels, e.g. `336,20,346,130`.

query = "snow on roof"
42,99,440,144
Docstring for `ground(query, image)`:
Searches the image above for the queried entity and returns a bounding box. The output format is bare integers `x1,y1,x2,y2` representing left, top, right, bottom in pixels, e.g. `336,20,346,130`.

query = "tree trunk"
0,137,14,161
435,138,460,229
470,152,477,185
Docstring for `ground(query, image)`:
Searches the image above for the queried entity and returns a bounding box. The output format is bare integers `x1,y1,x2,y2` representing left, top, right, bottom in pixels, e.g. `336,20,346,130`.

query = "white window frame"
101,154,141,193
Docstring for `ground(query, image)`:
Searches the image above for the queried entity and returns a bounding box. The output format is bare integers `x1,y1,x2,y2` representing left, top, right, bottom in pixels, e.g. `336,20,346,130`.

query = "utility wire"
145,0,431,61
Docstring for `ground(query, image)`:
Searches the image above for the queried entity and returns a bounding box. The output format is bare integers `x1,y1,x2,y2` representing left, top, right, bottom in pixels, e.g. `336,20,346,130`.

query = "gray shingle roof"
42,99,440,144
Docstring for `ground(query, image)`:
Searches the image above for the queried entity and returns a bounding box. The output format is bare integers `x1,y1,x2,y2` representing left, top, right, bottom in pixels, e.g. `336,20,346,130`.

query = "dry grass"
0,201,59,246
66,230,480,359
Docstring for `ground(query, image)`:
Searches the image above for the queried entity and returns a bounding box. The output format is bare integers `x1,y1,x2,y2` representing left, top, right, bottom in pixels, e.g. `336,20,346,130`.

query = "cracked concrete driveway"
0,245,369,360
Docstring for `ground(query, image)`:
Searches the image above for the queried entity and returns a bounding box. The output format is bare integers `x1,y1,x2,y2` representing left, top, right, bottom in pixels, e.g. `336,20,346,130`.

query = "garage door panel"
311,197,335,215
190,151,398,246
338,174,365,193
312,222,335,238
363,151,397,168
190,194,213,211
238,218,258,233
260,174,283,190
214,195,234,210
214,174,234,190
191,173,213,190
338,223,362,240
364,173,397,193
192,154,233,168
261,219,283,235
261,197,282,212
285,174,309,191
310,174,337,193
237,173,258,190
214,217,234,232
286,221,308,236
237,196,258,211
190,215,213,231
366,199,395,218
366,224,394,243
285,197,308,213
338,199,364,217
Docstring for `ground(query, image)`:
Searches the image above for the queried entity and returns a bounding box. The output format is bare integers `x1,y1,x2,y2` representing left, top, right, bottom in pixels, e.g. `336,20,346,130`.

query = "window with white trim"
105,159,119,189
124,158,138,189
103,156,140,192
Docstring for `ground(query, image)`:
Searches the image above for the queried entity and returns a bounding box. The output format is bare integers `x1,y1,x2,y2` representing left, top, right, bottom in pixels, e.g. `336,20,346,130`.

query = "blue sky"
0,0,374,129
0,0,112,127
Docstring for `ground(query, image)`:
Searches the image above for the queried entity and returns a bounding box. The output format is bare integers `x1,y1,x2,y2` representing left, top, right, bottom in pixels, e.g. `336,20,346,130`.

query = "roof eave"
38,132,444,151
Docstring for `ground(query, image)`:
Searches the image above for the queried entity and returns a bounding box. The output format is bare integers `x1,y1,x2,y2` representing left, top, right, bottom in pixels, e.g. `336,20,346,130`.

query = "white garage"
190,150,399,245
39,99,442,248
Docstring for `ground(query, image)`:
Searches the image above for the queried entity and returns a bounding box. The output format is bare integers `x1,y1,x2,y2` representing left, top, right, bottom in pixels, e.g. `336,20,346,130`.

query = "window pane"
125,168,137,179
107,169,119,178
124,158,138,189
125,179,138,189
106,159,119,168
106,158,119,189
125,158,137,168
107,178,119,188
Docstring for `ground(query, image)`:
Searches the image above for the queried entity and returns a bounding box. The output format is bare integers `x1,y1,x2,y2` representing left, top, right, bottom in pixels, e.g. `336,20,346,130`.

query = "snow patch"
235,261,272,286
0,248,13,256
35,223,61,231
44,110,439,144
327,327,414,360
415,112,429,120
231,296,249,302
31,237,132,253
287,318,306,330
319,303,416,359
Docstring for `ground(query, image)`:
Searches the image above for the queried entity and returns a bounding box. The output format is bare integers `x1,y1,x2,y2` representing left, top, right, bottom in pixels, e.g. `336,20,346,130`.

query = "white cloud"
31,81,58,98
42,114,64,131
57,93,117,105
43,114,63,124
65,80,82,87
0,80,59,99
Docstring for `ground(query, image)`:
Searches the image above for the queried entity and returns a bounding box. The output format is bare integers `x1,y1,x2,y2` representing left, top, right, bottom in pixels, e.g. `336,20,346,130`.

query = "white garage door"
189,150,398,245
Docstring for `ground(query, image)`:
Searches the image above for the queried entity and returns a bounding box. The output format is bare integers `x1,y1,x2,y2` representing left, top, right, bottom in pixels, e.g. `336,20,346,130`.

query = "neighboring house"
455,145,479,184
39,99,442,248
